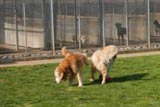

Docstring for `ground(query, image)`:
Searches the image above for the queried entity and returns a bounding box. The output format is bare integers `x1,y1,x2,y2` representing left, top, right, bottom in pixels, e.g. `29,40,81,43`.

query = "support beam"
125,0,129,47
23,2,27,54
14,0,19,51
102,0,105,47
78,0,81,50
74,0,78,47
112,0,115,44
147,0,151,48
50,0,56,55
99,0,105,47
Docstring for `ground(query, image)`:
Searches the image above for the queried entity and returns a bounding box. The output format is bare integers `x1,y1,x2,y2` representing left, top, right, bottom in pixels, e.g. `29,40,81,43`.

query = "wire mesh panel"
112,0,128,45
43,0,52,50
0,0,48,54
127,0,148,45
17,0,45,50
150,0,160,44
56,0,101,48
0,1,5,47
104,0,127,46
0,0,17,53
79,0,100,47
56,0,76,48
3,0,15,46
1,0,160,55
102,0,113,46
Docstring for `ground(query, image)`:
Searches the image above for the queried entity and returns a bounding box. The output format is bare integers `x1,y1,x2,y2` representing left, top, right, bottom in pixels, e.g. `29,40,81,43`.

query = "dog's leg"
69,73,75,86
107,56,116,77
101,70,108,84
122,35,124,45
107,58,114,72
77,71,83,87
90,64,96,82
71,65,83,87
118,35,120,45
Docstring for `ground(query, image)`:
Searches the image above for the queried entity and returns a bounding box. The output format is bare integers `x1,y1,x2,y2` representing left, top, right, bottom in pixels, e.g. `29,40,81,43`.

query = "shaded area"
112,73,149,82
84,73,149,85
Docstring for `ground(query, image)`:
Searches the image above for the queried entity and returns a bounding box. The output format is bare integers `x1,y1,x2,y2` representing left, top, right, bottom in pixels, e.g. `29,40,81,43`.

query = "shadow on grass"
112,73,149,82
84,73,149,86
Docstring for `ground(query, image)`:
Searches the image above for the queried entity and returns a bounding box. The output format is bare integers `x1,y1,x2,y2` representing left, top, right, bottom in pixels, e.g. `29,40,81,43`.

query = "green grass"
1,55,160,107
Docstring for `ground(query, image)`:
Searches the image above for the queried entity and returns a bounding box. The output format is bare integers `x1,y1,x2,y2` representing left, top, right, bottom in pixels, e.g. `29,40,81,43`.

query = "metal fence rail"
0,0,160,55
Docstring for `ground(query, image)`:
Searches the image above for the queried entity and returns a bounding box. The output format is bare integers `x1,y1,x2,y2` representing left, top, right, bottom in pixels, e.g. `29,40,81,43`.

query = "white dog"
90,45,118,84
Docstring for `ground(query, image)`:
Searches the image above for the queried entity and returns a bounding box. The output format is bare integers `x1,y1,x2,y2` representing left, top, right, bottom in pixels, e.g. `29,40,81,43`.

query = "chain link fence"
0,0,160,56
150,0,160,44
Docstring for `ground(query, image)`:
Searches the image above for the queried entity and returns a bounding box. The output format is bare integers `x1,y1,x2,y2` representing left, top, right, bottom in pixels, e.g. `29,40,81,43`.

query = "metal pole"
58,0,63,47
102,0,105,47
147,0,150,48
125,0,129,47
23,2,27,54
41,0,44,19
74,0,78,46
64,0,68,42
41,0,46,48
98,0,102,44
14,0,19,51
50,0,56,55
112,0,115,44
78,0,81,50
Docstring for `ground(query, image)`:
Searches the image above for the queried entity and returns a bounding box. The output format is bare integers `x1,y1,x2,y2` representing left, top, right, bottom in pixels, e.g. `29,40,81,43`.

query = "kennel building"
0,0,160,55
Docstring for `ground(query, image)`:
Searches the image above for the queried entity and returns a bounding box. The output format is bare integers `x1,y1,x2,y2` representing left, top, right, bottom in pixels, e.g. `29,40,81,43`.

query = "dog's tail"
61,47,69,57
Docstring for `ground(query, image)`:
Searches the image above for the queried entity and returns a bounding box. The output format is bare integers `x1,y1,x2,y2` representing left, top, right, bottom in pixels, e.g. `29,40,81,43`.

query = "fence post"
125,0,129,47
99,0,105,47
74,0,78,47
78,0,81,50
147,0,151,48
23,2,27,54
41,0,46,49
112,0,115,44
14,0,19,51
50,0,56,55
102,0,105,47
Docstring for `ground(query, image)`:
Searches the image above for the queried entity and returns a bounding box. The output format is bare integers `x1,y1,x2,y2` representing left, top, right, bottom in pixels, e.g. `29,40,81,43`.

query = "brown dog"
54,47,87,87
90,45,118,84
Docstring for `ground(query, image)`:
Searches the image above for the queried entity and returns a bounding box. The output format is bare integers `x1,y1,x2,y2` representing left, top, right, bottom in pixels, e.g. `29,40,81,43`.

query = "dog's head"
115,23,122,28
154,20,159,25
54,67,64,84
80,35,86,45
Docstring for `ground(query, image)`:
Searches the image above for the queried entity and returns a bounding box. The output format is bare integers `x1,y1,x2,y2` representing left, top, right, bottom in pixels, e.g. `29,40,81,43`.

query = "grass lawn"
0,55,160,107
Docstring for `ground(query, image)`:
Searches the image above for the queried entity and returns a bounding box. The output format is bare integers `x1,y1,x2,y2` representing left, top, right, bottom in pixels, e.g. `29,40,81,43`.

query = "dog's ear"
54,67,64,83
154,20,159,25
54,67,63,78
60,72,64,79
57,68,64,79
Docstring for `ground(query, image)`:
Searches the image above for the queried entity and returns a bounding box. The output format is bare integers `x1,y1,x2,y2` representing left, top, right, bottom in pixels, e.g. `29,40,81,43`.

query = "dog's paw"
101,81,106,84
101,81,106,85
78,84,83,87
90,78,94,82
